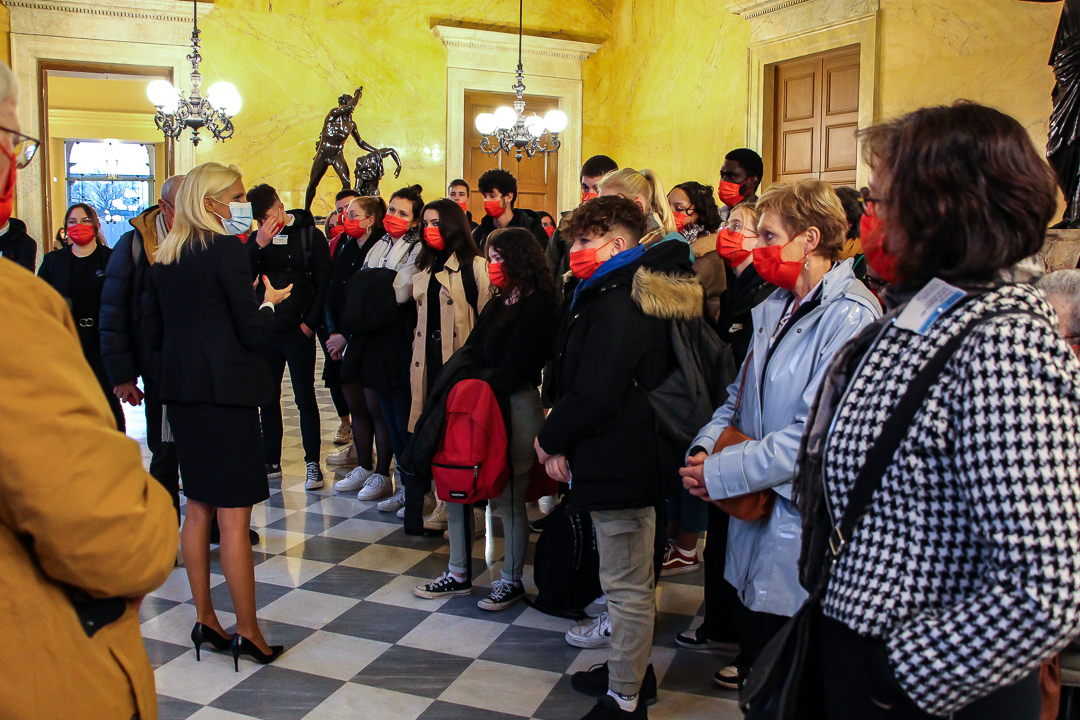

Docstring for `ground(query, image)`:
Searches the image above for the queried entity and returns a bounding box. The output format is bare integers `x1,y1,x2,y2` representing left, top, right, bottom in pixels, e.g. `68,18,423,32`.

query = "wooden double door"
463,91,559,217
772,46,860,188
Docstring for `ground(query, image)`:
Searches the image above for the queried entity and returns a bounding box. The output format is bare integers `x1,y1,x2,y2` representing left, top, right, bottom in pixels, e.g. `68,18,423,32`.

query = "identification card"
895,278,966,335
272,234,288,245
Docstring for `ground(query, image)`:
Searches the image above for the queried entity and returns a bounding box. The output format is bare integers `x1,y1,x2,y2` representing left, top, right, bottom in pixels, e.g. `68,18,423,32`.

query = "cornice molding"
433,26,601,67
5,0,203,25
728,0,818,20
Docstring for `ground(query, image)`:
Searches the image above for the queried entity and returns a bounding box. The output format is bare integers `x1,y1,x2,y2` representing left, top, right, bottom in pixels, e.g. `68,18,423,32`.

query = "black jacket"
537,240,699,512
247,209,331,332
99,206,161,387
143,234,275,408
0,218,37,271
324,231,380,335
473,208,549,253
715,265,775,366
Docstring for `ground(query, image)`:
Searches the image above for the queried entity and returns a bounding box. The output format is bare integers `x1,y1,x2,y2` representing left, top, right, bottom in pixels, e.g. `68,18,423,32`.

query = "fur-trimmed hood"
632,268,703,321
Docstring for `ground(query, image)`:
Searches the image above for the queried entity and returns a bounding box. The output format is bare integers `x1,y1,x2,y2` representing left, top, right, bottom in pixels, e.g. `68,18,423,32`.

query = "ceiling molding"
433,25,601,72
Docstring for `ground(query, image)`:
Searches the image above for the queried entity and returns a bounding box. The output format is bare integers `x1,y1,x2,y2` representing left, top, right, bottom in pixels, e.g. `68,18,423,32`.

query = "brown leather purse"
711,350,776,522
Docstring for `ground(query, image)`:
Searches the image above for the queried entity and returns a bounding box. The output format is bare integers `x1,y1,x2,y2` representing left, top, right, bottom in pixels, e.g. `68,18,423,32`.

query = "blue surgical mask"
212,201,254,236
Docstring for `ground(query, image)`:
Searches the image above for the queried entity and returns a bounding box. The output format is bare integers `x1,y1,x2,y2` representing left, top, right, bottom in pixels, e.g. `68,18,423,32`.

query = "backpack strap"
300,226,314,274
459,256,480,315
828,307,1050,560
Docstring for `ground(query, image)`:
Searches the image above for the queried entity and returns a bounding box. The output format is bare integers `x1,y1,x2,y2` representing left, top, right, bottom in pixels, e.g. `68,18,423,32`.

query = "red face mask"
581,191,599,205
569,238,616,280
484,199,507,219
752,241,802,290
718,180,747,208
717,228,753,267
454,200,470,215
544,225,555,239
672,212,689,233
383,214,410,239
328,224,345,258
341,216,367,238
67,224,96,246
423,226,445,250
488,261,509,290
0,145,15,228
859,212,899,284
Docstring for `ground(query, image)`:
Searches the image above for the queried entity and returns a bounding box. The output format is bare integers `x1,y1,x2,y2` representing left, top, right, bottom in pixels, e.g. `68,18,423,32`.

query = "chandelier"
474,0,568,162
146,1,241,146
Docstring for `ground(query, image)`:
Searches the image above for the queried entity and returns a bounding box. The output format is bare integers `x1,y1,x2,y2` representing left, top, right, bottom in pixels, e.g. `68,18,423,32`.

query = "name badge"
272,234,288,245
895,278,966,335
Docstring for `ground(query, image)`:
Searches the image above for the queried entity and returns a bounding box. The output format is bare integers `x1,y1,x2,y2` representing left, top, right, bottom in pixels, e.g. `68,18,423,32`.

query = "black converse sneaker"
266,463,283,479
571,662,657,706
477,579,525,611
414,572,472,599
304,462,324,490
580,695,647,719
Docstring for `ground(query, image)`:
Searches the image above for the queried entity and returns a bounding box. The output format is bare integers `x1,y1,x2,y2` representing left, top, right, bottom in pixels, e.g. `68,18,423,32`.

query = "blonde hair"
755,180,847,261
156,162,242,264
598,168,678,235
729,201,759,231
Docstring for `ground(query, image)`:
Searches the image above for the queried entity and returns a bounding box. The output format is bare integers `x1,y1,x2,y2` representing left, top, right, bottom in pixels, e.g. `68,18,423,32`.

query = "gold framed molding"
729,0,879,189
433,25,601,214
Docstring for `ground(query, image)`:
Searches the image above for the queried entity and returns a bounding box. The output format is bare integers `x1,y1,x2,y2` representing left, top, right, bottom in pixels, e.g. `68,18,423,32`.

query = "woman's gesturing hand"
262,276,293,306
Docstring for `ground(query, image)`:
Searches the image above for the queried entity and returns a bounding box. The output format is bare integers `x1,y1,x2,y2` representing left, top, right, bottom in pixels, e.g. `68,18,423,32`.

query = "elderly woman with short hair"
796,101,1080,720
1039,269,1080,355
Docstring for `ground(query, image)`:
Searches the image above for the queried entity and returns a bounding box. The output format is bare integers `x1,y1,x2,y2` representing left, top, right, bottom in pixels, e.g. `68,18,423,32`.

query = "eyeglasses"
0,125,40,169
864,274,889,292
859,187,881,216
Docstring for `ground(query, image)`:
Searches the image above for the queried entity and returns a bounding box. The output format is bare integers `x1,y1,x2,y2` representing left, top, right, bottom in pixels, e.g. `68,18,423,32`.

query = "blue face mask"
212,200,253,236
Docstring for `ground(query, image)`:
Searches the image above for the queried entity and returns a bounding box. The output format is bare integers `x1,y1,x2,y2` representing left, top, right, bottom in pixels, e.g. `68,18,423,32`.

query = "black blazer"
144,233,275,407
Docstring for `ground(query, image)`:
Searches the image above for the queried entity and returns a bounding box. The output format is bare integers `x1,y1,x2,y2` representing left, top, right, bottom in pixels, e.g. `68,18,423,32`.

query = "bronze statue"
1029,0,1080,226
355,148,402,197
304,87,380,211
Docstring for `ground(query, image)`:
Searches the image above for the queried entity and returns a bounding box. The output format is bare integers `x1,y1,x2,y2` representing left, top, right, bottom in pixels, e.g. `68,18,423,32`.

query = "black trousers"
260,327,320,464
700,504,746,645
144,393,180,524
819,614,1041,720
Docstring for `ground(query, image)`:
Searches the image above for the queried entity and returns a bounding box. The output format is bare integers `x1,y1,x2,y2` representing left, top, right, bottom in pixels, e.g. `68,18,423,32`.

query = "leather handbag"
712,350,776,522
740,306,1027,720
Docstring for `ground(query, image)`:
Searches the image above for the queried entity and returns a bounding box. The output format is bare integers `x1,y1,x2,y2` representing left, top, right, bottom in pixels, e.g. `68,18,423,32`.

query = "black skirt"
168,402,269,508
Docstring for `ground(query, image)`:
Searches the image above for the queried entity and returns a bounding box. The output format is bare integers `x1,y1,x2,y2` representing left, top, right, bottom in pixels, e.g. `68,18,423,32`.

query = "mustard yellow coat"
408,254,490,431
0,260,179,720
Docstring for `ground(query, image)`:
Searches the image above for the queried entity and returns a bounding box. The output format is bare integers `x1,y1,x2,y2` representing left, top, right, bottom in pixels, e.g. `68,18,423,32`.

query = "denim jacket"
690,259,880,616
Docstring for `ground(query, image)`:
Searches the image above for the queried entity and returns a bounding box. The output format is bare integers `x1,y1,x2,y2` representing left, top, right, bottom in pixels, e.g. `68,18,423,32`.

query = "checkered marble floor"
126,364,742,720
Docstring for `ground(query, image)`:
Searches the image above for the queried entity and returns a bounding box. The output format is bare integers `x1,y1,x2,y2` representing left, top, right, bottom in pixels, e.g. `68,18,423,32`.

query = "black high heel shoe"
231,634,284,672
191,622,232,662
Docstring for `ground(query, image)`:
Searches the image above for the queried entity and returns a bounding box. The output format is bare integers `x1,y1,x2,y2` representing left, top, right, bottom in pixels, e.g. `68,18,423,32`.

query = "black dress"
144,234,276,508
38,244,125,431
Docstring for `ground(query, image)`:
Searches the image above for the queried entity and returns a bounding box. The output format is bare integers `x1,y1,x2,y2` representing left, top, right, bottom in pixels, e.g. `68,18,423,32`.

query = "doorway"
769,46,860,187
463,91,559,218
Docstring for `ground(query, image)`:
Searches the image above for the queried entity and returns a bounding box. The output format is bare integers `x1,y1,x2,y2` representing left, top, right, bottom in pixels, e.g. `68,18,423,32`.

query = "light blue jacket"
690,259,880,616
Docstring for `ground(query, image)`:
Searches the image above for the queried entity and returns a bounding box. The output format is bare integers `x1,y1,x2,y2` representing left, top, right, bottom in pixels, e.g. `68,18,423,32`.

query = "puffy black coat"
0,218,37,271
473,208,549,253
714,264,775,367
537,239,700,513
99,206,161,386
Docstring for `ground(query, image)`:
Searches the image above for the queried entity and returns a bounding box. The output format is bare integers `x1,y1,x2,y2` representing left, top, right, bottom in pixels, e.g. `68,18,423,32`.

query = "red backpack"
431,379,510,503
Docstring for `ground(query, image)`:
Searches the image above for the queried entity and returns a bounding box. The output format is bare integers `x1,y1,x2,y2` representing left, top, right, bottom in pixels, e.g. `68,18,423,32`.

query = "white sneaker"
357,473,393,501
566,611,612,649
378,487,405,513
397,491,437,519
538,494,558,515
424,500,449,531
326,444,357,467
584,595,608,618
334,465,371,493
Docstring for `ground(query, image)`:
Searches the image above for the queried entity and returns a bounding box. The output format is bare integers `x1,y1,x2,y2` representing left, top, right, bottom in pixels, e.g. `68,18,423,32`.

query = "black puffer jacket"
0,217,37,271
537,239,699,512
248,209,331,332
473,208,550,253
99,206,161,386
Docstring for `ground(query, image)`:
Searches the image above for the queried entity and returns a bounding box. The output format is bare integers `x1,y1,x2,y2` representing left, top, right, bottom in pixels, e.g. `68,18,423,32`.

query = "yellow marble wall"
581,0,751,191
192,0,612,216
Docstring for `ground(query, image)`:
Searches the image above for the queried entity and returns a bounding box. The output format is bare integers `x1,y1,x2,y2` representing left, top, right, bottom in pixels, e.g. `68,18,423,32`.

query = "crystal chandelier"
474,0,568,162
146,1,241,146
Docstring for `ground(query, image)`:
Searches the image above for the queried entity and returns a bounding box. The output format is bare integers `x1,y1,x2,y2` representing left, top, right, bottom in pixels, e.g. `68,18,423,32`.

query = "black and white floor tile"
128,367,741,720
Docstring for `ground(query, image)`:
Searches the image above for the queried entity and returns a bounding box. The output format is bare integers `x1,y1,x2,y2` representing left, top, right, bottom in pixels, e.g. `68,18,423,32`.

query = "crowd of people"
4,52,1080,720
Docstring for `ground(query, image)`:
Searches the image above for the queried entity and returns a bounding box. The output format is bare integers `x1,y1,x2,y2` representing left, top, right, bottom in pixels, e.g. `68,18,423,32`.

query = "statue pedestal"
1041,229,1080,271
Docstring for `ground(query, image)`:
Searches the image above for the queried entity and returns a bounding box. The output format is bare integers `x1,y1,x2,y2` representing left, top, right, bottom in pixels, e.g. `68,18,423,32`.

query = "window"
66,140,155,247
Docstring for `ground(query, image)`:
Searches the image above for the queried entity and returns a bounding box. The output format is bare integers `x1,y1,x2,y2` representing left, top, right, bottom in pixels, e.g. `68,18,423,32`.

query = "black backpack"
640,317,737,448
527,497,603,620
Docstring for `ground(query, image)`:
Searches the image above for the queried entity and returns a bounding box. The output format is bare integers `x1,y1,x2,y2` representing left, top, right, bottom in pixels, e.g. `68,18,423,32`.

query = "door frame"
434,26,600,215
745,13,878,189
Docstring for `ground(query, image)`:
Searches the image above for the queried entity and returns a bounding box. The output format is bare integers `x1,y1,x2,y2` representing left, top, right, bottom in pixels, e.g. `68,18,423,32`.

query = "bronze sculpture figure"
304,87,380,211
355,148,402,197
